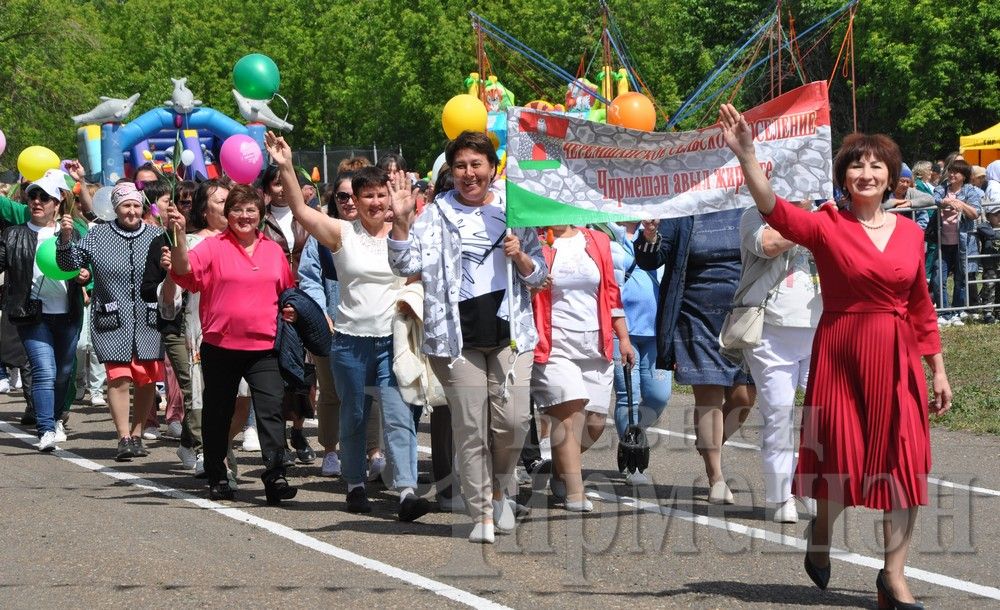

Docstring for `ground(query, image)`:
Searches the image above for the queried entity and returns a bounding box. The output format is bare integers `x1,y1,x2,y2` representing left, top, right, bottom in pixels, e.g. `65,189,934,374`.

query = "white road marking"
612,419,1000,498
0,421,510,610
588,489,1000,601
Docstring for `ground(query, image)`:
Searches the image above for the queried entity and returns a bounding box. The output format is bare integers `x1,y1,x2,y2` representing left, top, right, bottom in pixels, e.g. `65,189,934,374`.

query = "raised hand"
159,245,172,271
59,214,75,241
387,169,416,221
641,219,659,242
719,104,755,159
165,205,187,236
64,160,86,182
264,131,292,167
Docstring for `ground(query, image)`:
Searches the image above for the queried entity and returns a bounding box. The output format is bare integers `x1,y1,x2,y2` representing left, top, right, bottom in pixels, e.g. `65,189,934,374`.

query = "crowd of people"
3,111,998,608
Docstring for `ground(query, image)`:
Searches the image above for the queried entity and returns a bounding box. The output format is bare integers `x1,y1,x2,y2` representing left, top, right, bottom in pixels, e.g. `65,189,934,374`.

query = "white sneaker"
772,497,799,523
937,316,949,326
564,498,594,513
38,430,58,452
177,445,198,470
90,395,107,407
515,465,531,485
367,453,386,482
625,470,650,485
321,451,341,476
54,421,68,443
0,378,9,394
241,426,260,452
492,497,516,534
142,426,161,440
469,522,495,544
194,453,205,477
950,317,965,327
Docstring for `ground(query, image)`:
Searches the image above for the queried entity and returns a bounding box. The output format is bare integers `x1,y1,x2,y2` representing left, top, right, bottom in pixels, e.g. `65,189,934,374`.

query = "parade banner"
505,81,833,227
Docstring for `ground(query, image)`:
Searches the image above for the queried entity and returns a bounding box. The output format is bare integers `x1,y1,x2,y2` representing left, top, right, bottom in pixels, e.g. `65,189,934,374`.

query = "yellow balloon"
441,94,487,140
17,146,61,182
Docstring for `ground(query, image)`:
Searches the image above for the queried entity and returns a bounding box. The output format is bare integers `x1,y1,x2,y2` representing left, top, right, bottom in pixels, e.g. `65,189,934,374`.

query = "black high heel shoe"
264,476,297,506
876,569,924,609
803,518,831,590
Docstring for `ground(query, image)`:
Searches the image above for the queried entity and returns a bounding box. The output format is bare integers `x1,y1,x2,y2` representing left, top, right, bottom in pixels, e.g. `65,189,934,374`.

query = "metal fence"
290,144,402,184
897,199,1000,322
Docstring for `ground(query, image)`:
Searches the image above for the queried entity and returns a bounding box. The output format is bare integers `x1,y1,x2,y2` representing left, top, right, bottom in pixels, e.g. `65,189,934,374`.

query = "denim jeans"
930,244,967,315
17,314,82,435
613,335,672,438
330,333,418,488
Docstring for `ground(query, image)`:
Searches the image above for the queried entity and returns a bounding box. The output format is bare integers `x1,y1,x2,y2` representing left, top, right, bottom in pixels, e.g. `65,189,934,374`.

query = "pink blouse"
171,230,294,351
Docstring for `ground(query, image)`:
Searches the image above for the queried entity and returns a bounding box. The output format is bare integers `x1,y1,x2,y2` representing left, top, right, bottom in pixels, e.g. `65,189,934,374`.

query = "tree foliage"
0,0,997,175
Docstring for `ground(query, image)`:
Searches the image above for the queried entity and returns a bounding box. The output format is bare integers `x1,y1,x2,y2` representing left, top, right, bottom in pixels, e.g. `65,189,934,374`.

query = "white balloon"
180,149,195,166
92,186,116,221
429,152,447,187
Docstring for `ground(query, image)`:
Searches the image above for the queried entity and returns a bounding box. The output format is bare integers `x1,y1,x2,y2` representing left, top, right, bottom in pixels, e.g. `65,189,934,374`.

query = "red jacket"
532,228,623,364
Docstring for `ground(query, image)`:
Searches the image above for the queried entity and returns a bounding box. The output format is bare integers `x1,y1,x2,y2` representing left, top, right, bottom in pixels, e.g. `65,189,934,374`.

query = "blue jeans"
930,244,967,315
613,335,672,438
17,314,82,435
330,333,419,488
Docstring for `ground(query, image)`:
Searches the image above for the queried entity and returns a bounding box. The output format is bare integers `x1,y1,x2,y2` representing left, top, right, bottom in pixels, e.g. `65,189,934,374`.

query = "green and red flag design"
505,81,833,228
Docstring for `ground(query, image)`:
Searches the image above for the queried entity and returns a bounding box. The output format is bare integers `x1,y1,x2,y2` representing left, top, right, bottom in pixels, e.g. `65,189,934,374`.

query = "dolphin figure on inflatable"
232,89,294,132
72,93,141,125
164,77,202,114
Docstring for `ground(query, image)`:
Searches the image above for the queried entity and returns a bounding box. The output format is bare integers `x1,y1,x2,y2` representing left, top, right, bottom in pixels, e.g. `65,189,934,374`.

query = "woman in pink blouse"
167,184,299,505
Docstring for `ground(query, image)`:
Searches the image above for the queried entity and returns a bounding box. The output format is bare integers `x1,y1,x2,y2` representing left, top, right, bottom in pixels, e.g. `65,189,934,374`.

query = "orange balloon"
607,92,656,131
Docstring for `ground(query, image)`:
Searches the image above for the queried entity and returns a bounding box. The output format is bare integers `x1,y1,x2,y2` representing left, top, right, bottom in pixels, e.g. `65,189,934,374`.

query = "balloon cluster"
217,53,280,183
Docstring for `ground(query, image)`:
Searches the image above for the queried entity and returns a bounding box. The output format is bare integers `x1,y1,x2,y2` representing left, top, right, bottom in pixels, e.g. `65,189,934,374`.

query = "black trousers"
200,343,286,485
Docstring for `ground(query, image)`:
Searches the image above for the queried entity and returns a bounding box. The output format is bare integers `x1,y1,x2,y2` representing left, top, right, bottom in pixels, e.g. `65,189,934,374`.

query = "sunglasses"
28,191,56,203
335,192,352,202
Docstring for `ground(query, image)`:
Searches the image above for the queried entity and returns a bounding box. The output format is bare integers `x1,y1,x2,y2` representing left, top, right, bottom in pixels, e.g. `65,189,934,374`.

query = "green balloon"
233,53,281,100
37,236,79,281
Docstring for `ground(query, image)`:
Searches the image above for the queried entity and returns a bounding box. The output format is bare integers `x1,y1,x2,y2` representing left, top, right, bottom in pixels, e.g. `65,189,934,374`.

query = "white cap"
25,169,72,200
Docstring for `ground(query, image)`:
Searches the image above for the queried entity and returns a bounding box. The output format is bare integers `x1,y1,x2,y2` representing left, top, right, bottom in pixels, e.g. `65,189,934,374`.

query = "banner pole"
506,228,517,351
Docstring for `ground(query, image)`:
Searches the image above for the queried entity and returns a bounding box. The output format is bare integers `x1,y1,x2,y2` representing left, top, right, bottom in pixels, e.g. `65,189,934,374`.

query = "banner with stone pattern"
505,81,833,228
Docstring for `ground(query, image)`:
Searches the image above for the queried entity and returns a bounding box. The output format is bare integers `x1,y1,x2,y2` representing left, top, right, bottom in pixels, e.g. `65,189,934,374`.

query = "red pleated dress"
764,197,941,510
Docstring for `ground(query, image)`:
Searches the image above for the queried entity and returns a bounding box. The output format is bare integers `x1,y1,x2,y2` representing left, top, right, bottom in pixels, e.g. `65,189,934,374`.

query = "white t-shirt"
29,223,69,314
446,194,508,302
331,220,404,337
550,232,600,331
269,204,295,249
765,245,822,327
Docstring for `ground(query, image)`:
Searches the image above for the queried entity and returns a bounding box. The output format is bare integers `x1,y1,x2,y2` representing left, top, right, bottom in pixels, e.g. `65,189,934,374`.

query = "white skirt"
531,328,614,414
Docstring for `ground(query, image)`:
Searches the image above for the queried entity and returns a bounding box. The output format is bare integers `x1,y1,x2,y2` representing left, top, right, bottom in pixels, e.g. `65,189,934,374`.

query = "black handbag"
9,276,47,326
9,298,42,326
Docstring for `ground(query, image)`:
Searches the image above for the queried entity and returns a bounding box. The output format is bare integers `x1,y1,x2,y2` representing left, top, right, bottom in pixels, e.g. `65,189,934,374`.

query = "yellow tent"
960,122,1000,166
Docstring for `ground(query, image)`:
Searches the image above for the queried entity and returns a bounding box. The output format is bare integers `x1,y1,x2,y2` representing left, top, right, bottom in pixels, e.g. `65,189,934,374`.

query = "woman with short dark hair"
929,158,982,325
720,104,952,608
388,130,548,543
167,184,298,504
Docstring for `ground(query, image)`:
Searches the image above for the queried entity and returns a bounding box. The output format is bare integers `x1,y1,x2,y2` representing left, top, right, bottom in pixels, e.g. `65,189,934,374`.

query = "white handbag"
718,254,792,351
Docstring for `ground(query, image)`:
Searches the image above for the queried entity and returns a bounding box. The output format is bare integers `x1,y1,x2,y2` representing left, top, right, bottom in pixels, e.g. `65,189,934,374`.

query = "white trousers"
743,324,815,504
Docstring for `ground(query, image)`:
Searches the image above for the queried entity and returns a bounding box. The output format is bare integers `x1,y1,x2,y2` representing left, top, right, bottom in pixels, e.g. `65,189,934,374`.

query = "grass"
670,324,1000,435
933,323,1000,435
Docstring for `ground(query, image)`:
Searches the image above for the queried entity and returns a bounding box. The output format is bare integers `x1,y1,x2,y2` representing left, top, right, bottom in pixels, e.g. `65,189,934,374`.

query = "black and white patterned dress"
57,221,165,363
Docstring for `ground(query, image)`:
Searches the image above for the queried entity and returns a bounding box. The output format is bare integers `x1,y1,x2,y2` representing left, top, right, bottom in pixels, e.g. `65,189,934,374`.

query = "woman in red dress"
719,104,952,610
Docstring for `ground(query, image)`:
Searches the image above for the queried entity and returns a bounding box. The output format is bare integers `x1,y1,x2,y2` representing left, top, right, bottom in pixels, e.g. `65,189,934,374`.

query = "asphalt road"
1,388,998,609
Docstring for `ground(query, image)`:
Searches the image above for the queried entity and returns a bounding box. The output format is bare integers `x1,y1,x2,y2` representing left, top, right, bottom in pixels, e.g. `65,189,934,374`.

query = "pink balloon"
0,129,6,157
219,134,263,184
